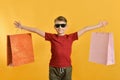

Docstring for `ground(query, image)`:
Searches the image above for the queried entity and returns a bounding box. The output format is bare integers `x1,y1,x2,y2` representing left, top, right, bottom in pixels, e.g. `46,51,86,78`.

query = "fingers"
102,21,108,26
14,21,20,26
14,21,21,28
99,21,108,27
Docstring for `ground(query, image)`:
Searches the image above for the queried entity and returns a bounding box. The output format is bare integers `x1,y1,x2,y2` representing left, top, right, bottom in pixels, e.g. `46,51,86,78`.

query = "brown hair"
54,16,67,23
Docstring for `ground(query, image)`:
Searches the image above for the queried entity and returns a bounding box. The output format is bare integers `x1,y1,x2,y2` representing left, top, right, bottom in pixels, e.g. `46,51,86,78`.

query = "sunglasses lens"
55,24,66,28
61,24,66,28
55,24,60,28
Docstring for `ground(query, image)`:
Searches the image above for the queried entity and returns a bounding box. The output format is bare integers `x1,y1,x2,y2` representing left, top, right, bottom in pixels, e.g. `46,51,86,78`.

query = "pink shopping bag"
89,32,115,65
7,33,34,66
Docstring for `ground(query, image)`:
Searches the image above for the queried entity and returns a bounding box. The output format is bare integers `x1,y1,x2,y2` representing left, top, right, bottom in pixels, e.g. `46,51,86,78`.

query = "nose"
57,25,62,29
59,26,62,29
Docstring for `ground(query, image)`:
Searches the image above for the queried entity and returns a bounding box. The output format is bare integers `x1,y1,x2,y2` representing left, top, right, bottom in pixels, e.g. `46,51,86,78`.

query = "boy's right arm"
14,21,45,38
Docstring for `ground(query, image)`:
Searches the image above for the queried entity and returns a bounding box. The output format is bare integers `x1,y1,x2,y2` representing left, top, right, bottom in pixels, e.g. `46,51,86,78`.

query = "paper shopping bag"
7,33,34,66
89,32,115,65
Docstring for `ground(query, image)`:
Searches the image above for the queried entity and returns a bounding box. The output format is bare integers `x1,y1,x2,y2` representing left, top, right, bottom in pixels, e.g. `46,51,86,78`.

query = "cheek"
55,28,60,31
54,27,57,30
63,27,67,30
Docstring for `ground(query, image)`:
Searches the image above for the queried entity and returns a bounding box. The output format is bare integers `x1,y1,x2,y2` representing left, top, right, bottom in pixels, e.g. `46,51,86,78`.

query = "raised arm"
14,21,45,38
77,21,108,37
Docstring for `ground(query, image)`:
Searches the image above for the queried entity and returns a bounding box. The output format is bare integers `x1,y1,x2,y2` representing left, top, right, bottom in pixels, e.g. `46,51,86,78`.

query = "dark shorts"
49,66,72,80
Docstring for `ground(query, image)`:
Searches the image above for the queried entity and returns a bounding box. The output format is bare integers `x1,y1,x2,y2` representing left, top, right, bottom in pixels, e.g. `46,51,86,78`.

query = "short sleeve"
45,32,52,41
69,32,78,41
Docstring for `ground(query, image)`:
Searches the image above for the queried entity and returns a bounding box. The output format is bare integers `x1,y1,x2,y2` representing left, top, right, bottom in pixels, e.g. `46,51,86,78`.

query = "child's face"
54,21,67,36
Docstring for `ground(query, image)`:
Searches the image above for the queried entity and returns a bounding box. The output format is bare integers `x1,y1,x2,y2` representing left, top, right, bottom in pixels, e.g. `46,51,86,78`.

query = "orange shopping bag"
7,33,34,66
89,32,115,65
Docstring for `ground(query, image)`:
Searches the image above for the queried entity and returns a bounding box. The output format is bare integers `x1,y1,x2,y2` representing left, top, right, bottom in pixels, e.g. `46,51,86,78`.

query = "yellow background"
0,0,120,80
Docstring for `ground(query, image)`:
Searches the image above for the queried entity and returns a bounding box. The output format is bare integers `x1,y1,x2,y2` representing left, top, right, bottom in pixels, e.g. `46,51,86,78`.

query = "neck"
57,33,65,36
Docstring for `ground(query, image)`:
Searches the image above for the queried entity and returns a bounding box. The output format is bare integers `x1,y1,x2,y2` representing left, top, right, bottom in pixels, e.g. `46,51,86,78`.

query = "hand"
98,21,108,27
14,21,23,29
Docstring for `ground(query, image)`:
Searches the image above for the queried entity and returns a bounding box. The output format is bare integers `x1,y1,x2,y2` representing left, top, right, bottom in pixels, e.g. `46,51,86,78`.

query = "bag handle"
15,28,23,34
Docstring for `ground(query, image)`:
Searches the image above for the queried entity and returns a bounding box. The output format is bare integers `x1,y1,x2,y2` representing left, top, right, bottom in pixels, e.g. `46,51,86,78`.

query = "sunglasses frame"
54,24,67,28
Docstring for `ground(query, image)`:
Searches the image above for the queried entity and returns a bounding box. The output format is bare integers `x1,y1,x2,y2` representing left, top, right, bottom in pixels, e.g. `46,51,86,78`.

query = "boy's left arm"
77,21,108,37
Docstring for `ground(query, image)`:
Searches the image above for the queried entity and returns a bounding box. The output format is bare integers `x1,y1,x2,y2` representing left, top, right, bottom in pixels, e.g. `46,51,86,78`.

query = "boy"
14,16,108,80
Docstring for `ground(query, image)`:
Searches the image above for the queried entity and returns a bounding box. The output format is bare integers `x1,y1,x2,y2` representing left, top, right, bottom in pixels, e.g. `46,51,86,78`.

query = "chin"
58,32,64,34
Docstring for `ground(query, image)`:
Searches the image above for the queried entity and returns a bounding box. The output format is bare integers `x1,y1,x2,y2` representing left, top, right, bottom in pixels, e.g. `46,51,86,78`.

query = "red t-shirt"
45,32,78,67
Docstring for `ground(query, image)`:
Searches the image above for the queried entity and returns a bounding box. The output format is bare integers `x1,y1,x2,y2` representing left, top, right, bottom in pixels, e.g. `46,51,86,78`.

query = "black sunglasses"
55,24,66,28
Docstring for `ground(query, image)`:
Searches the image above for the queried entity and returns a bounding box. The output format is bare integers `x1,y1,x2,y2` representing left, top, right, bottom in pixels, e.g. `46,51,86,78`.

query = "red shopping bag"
89,32,115,65
7,33,34,66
